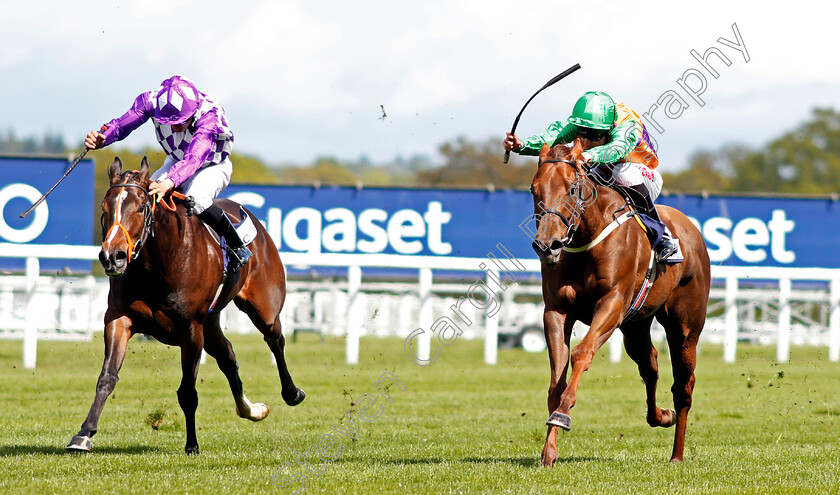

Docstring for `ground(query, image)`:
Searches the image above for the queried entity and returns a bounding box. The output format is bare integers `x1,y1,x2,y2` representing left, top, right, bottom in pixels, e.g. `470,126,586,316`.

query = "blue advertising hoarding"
1,151,838,272
0,156,95,271
222,185,840,269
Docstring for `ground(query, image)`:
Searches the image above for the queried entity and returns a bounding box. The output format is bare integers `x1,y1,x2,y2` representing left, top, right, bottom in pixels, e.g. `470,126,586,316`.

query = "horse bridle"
533,158,598,247
101,180,155,263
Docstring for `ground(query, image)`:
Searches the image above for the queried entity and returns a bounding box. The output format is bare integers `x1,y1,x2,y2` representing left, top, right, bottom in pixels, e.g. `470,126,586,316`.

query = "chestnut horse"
66,157,305,454
530,141,710,465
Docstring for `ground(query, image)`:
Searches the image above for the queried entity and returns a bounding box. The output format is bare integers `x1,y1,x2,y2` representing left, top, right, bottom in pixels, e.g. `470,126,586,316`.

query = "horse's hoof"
65,435,92,452
648,408,677,428
664,408,677,428
546,412,572,431
185,445,199,455
237,402,270,422
250,403,270,421
285,388,306,407
540,449,557,467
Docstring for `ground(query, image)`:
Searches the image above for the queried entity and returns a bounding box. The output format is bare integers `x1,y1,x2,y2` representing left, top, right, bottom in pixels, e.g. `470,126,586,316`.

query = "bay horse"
530,141,710,465
66,156,305,454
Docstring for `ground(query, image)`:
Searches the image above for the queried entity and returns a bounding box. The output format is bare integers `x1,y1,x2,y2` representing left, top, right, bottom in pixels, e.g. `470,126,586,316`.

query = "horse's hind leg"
66,315,132,451
203,312,269,421
234,298,305,407
178,327,204,455
658,307,703,463
621,318,676,428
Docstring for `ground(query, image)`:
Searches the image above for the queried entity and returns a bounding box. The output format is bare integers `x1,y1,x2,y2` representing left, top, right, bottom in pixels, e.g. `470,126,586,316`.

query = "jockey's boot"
655,232,679,263
197,204,252,272
628,184,678,262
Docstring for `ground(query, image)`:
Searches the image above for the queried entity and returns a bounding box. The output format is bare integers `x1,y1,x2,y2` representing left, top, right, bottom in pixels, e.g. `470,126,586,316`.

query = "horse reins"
533,158,596,247
103,174,188,263
535,158,656,255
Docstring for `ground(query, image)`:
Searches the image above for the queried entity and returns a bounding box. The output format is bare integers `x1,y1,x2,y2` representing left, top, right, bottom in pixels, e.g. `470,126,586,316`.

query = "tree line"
3,107,840,195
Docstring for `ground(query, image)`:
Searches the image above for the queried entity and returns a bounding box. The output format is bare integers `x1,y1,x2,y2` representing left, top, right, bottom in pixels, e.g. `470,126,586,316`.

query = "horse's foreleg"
203,314,268,421
551,297,623,429
178,328,204,455
66,316,132,452
541,310,575,467
622,318,675,428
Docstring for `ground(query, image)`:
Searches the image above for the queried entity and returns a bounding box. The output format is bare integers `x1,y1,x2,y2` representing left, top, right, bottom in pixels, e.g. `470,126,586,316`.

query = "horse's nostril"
532,240,549,255
550,240,563,252
98,251,109,266
114,251,128,262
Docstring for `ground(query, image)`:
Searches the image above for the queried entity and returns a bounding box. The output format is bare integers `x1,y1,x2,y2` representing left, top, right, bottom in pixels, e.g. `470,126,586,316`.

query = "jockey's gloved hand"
503,132,523,152
84,131,105,150
149,179,175,203
576,151,595,174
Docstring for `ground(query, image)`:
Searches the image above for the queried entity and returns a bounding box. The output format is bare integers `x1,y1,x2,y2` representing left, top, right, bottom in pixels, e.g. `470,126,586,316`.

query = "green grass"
1,334,839,494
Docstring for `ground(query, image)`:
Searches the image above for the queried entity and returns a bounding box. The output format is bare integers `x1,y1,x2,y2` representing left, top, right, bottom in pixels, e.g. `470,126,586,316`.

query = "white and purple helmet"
154,76,201,125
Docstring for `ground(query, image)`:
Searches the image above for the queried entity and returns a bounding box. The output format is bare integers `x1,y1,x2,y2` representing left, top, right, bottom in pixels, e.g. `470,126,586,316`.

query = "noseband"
534,158,598,247
102,180,155,263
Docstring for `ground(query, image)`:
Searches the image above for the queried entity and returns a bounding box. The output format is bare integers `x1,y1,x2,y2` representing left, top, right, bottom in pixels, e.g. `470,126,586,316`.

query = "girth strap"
623,249,657,322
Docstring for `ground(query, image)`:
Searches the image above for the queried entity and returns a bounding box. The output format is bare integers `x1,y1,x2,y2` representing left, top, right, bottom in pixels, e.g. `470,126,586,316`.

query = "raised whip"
504,63,581,164
19,147,89,218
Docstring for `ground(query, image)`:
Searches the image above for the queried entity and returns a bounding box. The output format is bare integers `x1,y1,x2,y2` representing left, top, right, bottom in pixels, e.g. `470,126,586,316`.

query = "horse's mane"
542,138,584,165
117,169,149,187
538,138,628,210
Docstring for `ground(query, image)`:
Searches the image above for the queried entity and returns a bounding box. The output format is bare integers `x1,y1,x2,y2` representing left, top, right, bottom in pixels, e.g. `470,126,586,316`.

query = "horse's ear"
538,143,551,164
139,156,150,183
108,157,123,183
571,138,584,160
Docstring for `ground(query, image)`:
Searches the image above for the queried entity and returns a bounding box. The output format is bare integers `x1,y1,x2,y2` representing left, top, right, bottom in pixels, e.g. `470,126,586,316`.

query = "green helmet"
568,91,616,131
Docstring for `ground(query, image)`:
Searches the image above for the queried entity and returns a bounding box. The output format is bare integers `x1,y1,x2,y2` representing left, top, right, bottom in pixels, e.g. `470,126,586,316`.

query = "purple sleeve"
100,91,155,146
165,110,221,188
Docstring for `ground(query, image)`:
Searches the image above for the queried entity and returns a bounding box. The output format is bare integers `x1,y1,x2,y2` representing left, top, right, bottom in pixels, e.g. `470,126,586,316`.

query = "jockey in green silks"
504,91,679,262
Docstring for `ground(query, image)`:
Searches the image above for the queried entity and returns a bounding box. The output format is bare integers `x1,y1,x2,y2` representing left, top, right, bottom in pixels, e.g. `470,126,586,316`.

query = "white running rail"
1,243,839,368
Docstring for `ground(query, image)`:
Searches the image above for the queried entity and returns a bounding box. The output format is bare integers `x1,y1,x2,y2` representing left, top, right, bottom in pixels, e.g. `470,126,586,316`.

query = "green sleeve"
587,121,639,165
517,120,578,156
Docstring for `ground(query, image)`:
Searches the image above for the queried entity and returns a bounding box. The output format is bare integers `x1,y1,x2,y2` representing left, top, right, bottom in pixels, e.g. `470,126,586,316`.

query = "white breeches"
152,156,232,214
607,161,663,200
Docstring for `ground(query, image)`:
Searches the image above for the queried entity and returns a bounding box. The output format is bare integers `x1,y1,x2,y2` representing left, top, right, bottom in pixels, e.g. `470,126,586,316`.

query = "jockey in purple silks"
85,75,252,271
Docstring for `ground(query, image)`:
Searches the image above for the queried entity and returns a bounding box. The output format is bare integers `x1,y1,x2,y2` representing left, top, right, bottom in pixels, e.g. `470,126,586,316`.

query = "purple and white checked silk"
100,77,234,188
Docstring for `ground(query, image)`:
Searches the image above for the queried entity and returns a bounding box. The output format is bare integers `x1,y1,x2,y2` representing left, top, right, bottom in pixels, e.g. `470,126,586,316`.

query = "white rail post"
608,332,623,363
829,278,840,362
23,257,39,369
345,265,363,365
484,268,499,365
417,268,433,362
777,277,792,363
724,276,739,363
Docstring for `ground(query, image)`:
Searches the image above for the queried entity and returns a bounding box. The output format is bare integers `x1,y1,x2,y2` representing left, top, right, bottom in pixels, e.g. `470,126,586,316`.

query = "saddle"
163,193,258,313
587,166,682,262
163,193,257,262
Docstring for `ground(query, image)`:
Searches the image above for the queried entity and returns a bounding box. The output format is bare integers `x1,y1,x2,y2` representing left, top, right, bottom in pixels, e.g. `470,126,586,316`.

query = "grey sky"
1,0,836,170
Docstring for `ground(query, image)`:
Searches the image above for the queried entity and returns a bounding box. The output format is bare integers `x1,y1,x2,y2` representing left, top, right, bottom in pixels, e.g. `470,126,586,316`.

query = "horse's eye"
529,185,536,196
